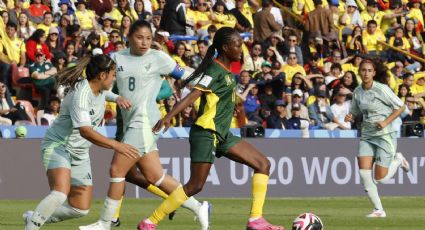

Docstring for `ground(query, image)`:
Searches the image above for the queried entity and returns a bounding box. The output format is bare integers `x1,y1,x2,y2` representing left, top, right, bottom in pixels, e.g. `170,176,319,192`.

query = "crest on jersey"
145,63,152,71
225,74,233,86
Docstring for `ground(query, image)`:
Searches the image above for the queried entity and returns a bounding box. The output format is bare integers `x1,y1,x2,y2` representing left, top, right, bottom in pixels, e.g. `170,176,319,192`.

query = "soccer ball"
292,213,323,230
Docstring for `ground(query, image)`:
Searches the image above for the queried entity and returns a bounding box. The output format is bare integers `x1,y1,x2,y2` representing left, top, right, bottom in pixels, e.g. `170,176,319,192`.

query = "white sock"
99,197,120,227
375,157,402,184
46,204,89,223
359,169,383,211
249,217,261,222
181,196,201,214
26,190,67,230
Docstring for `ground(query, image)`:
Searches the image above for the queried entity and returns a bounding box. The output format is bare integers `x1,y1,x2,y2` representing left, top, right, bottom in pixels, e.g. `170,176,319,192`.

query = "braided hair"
182,27,240,86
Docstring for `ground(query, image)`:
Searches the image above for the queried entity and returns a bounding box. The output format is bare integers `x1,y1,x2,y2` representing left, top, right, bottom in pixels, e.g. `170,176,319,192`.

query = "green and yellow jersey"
193,59,236,140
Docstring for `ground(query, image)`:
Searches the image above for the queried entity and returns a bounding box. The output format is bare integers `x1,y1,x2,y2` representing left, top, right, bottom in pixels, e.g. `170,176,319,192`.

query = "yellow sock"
250,173,269,218
148,186,188,224
147,184,168,199
113,196,123,220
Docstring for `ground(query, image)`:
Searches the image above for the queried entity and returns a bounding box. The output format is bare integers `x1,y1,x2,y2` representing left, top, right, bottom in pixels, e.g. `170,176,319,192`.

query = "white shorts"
122,127,159,155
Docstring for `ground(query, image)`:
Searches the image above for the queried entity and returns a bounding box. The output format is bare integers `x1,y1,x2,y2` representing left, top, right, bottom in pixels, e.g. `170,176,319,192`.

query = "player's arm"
153,88,203,133
104,90,132,110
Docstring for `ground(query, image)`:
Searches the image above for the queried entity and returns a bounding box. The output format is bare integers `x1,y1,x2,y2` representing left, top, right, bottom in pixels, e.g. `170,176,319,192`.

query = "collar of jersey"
214,58,232,73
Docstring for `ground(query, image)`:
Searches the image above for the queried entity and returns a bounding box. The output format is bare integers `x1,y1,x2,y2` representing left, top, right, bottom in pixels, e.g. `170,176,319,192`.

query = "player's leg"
47,159,93,223
375,135,409,183
223,138,283,230
25,147,71,230
140,126,214,229
358,140,385,217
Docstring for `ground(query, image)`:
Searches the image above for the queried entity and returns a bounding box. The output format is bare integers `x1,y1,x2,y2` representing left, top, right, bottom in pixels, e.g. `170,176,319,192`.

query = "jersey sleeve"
70,88,92,128
380,84,404,110
193,74,216,92
157,50,181,76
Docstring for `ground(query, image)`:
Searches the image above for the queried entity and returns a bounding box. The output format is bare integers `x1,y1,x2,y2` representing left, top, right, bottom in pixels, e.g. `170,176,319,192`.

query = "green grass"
1,197,424,230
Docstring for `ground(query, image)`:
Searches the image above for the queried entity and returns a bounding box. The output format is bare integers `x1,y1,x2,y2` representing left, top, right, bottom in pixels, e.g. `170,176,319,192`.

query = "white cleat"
79,221,110,230
396,152,410,172
22,210,34,225
197,201,211,230
366,209,386,218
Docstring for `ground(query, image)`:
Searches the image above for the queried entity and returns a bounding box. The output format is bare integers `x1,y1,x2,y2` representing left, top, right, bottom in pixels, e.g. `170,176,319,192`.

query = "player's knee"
255,157,271,174
109,163,124,178
184,182,205,196
149,172,165,187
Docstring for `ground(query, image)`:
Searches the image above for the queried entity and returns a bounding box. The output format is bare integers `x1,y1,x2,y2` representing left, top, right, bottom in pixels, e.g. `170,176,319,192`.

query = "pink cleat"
246,217,284,230
137,218,156,230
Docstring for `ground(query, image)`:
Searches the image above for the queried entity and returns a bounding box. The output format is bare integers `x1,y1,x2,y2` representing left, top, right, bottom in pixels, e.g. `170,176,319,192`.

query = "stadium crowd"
1,0,425,130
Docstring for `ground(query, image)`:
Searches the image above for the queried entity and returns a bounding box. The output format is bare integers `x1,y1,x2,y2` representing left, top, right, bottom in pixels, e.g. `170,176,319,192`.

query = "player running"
147,27,284,230
24,54,139,230
345,59,410,218
79,20,209,230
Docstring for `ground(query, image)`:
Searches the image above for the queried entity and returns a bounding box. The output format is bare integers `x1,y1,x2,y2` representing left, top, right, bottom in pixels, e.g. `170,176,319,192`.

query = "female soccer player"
24,54,139,230
147,27,284,230
345,59,410,218
79,20,209,230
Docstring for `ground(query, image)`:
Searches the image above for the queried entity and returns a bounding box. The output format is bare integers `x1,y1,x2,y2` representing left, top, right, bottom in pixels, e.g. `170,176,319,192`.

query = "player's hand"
116,96,132,110
375,121,388,129
344,113,353,122
113,142,139,159
153,117,172,134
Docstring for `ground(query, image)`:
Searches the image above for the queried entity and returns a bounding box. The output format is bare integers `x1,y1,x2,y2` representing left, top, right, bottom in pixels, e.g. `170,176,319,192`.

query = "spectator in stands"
309,90,346,130
39,96,60,125
191,40,208,68
160,95,180,127
54,0,76,23
283,33,303,65
336,70,359,94
134,0,151,22
404,18,423,56
37,12,57,35
193,0,212,38
159,0,186,35
64,41,78,63
242,42,264,72
339,0,362,36
8,0,31,26
282,52,306,84
362,20,385,56
210,0,237,29
16,12,36,40
172,41,190,67
305,53,325,76
259,83,277,119
89,0,113,17
0,81,30,124
263,46,284,67
119,15,132,44
253,0,281,43
242,84,263,124
84,31,101,55
346,25,364,55
45,26,62,57
305,0,335,42
288,72,312,101
152,30,174,53
286,89,309,121
58,14,72,40
29,49,57,110
103,30,120,55
287,103,308,130
231,0,253,32
266,99,289,129
397,84,411,102
402,73,415,93
28,0,50,24
151,9,162,34
330,88,351,129
0,21,26,90
1,9,8,23
75,0,97,36
388,27,410,63
100,13,116,36
180,103,196,127
26,28,51,63
391,61,405,79
52,50,67,71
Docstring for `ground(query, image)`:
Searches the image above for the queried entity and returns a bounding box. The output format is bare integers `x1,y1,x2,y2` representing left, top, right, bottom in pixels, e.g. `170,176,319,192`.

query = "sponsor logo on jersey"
117,66,124,72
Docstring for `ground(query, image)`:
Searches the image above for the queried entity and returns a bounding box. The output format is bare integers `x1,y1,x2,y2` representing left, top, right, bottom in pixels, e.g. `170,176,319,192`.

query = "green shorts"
189,125,241,163
358,134,397,168
122,127,159,155
41,144,92,186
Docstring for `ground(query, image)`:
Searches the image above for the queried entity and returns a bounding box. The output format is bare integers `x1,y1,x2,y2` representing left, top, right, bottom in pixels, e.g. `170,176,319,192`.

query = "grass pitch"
1,197,424,230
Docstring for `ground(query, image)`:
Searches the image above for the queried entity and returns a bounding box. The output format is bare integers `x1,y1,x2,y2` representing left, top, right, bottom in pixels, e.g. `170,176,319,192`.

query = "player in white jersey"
345,59,410,218
23,55,139,230
79,20,210,230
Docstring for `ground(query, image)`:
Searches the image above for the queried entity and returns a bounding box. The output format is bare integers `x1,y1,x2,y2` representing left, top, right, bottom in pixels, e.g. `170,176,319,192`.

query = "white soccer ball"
292,212,324,230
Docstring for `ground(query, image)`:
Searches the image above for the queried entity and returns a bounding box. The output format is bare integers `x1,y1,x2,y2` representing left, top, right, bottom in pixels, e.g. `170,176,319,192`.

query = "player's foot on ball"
79,221,110,230
246,217,284,230
396,152,410,172
137,218,156,230
196,201,211,230
168,210,177,220
22,210,33,225
366,209,386,218
111,218,121,227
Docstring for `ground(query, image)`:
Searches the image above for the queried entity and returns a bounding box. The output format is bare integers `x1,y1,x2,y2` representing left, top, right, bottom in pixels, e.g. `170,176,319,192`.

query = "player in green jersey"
345,59,410,218
23,55,139,230
146,27,284,230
